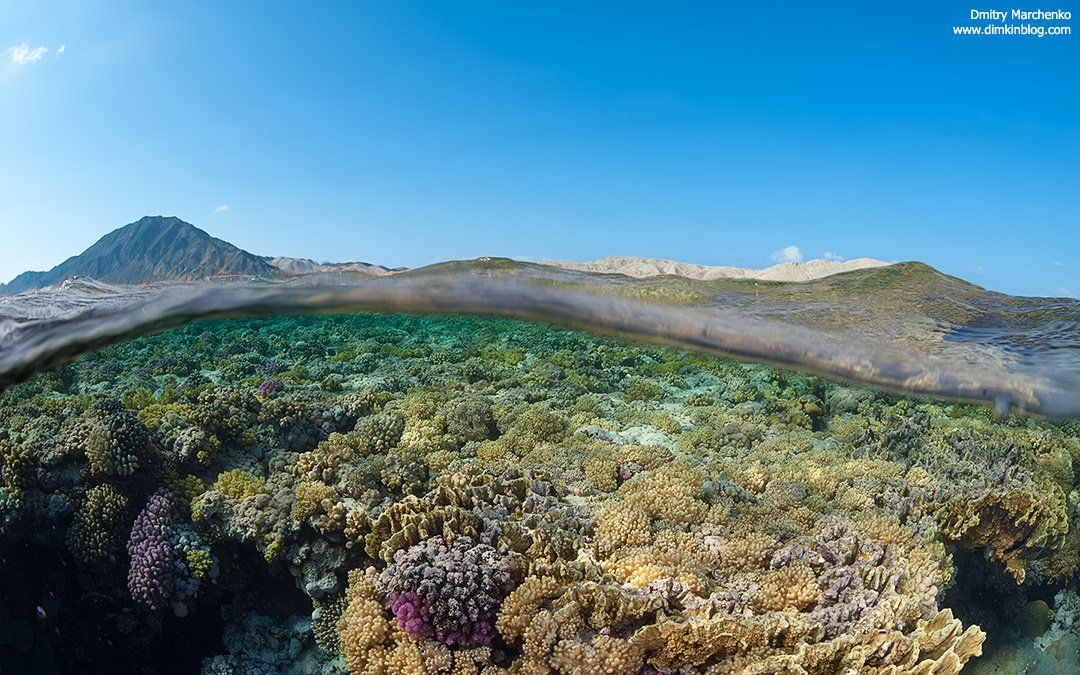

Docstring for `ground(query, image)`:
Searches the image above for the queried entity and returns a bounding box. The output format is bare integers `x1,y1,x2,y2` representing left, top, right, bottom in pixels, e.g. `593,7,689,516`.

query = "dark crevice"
0,539,309,674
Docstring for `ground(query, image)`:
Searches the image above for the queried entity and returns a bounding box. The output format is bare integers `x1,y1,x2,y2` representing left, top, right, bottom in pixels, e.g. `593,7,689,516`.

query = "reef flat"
1,313,1078,672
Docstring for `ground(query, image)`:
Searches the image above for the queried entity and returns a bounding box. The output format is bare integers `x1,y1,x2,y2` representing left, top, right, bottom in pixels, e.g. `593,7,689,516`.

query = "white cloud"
771,245,803,263
822,251,844,261
8,43,49,65
1051,261,1065,267
1054,287,1074,298
213,204,231,213
56,44,65,56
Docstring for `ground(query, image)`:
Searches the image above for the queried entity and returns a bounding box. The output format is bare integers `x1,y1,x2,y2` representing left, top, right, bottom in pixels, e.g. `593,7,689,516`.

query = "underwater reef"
0,313,1078,673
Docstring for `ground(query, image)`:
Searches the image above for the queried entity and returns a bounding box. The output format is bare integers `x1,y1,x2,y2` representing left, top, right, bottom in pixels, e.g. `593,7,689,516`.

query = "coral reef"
68,483,130,563
127,489,179,610
0,313,1077,672
379,536,519,646
127,488,216,615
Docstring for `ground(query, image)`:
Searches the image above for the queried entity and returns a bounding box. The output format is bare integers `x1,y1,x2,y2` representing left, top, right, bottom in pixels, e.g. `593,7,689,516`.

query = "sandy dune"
542,255,889,282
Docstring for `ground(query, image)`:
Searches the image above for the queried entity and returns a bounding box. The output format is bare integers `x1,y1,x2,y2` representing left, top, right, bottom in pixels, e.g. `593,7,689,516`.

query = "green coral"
353,411,405,454
623,381,663,402
185,548,214,580
85,409,150,477
213,469,266,501
67,484,130,563
0,438,35,491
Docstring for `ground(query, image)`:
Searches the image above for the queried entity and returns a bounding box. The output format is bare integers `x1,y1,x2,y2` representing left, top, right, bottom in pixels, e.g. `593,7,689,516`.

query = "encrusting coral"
1,313,1077,672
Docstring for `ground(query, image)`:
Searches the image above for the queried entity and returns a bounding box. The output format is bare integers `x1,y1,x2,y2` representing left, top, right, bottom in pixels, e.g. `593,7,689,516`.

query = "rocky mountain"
542,255,889,282
0,215,889,296
0,216,277,294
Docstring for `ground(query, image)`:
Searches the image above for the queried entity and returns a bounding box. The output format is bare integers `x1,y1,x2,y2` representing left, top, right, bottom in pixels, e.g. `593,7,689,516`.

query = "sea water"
0,265,1078,673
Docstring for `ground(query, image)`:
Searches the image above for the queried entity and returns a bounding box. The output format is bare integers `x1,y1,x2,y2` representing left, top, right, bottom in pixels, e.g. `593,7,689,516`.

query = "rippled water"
1,261,1077,417
2,262,1079,673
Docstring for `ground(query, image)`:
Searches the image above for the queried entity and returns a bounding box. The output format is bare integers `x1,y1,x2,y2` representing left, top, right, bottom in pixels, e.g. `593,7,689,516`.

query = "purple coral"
379,536,518,647
257,379,284,397
386,591,434,638
127,489,176,610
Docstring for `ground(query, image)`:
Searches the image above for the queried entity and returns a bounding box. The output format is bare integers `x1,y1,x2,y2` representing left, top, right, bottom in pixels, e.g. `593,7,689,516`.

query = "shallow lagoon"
1,313,1078,673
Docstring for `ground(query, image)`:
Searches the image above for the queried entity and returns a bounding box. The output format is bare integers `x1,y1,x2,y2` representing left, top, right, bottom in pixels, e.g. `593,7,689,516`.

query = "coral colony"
1,313,1079,672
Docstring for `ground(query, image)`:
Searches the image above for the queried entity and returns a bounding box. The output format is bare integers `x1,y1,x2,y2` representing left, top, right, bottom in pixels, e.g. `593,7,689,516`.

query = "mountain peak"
0,216,275,294
108,215,212,240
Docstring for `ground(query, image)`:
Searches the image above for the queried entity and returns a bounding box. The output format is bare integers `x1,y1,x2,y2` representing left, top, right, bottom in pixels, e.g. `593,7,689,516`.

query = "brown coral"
752,565,819,612
337,568,427,675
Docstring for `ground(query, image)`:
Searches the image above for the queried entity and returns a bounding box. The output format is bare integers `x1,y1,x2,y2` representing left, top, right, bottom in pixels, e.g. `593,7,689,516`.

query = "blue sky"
1,2,1076,296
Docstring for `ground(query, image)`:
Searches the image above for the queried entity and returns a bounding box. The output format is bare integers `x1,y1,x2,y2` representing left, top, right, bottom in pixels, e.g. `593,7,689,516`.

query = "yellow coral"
292,479,337,522
619,467,707,526
717,531,777,572
594,503,651,553
213,469,265,501
935,484,1067,583
497,576,561,642
602,549,710,596
337,568,428,675
186,548,213,580
752,565,818,612
550,634,644,675
583,457,618,493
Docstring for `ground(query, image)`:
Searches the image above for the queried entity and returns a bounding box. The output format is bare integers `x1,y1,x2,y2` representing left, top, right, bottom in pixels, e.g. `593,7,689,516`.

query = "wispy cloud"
771,245,803,263
8,43,49,66
822,251,844,261
213,204,231,213
56,44,65,57
1050,261,1065,267
1054,287,1074,298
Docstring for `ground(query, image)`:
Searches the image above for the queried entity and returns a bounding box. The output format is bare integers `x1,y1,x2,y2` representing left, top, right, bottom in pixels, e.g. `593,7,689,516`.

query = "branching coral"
379,536,519,647
1,312,1071,672
86,409,150,477
338,568,427,675
68,483,130,563
127,488,216,614
0,438,35,491
213,468,266,501
127,489,177,610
